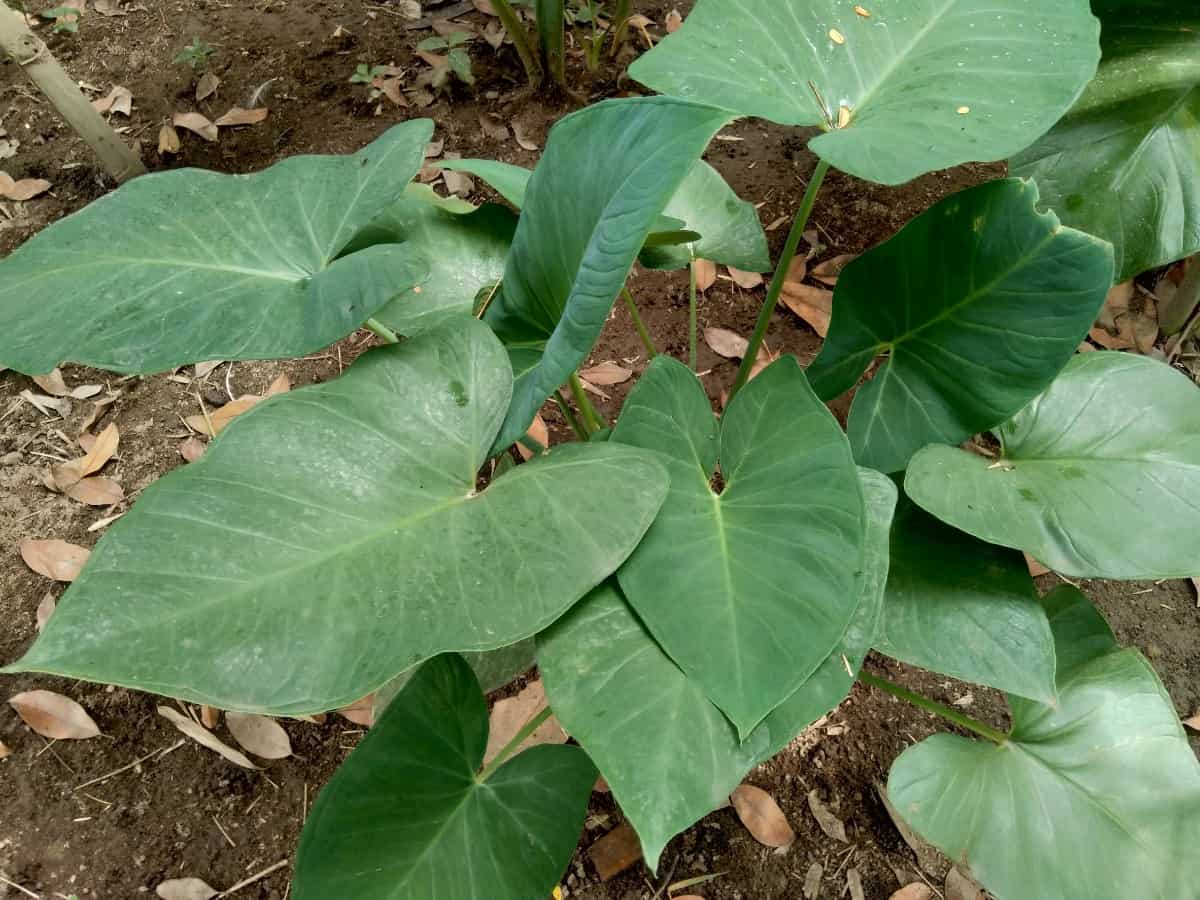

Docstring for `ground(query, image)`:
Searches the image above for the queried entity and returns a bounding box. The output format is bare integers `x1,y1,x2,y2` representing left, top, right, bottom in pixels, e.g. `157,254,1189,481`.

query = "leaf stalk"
569,373,604,434
622,287,657,359
477,705,554,782
858,670,1009,745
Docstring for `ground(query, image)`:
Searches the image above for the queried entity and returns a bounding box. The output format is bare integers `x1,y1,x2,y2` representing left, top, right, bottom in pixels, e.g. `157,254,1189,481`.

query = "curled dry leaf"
200,705,220,729
703,327,749,360
0,172,51,201
173,112,219,142
781,283,833,337
9,690,101,740
65,476,124,507
442,168,475,197
472,0,497,14
32,368,69,396
35,591,56,632
179,436,206,463
185,395,262,437
730,783,795,848
19,389,68,416
339,694,375,727
214,107,269,127
156,877,219,900
517,413,550,462
512,121,539,151
727,266,764,289
483,680,567,766
811,253,859,285
665,8,683,32
195,71,220,102
194,360,224,378
945,867,986,900
1089,280,1158,354
158,125,181,155
20,538,90,581
694,258,717,292
52,422,119,489
479,112,510,142
87,512,124,533
157,706,258,769
807,789,849,842
579,362,633,386
225,712,293,760
891,885,934,900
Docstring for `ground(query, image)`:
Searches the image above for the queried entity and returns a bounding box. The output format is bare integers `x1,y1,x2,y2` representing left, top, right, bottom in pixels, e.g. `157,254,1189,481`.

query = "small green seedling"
39,5,81,33
416,32,474,87
172,37,215,71
348,63,390,84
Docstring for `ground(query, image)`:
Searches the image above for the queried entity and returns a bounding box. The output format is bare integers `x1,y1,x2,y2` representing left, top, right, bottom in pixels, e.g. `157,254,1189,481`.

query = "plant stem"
490,0,544,86
477,706,553,782
858,671,1009,745
364,318,400,344
621,287,657,359
535,0,566,89
569,373,603,433
729,158,831,400
688,259,699,371
553,391,589,442
608,0,632,56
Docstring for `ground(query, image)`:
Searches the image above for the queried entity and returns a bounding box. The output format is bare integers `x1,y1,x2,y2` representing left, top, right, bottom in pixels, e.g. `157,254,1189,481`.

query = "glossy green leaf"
3,321,668,713
1012,1,1200,281
538,470,896,871
629,0,1101,185
294,654,595,900
438,159,531,209
888,586,1200,900
905,351,1200,579
612,355,865,736
482,98,730,452
807,179,1113,474
0,121,434,375
354,185,517,336
375,639,536,714
877,495,1056,703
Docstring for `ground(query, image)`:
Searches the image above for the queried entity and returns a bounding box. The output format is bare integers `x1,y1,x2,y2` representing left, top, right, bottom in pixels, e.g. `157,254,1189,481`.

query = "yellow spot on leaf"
552,889,564,900
837,104,851,128
829,28,845,44
854,4,870,16
957,105,971,115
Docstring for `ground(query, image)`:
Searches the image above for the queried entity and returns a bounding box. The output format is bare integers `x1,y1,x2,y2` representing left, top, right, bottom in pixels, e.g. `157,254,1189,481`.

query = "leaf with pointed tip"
294,655,595,900
877,495,1056,703
0,121,434,375
888,586,1200,900
538,469,896,872
612,355,865,736
375,639,536,715
807,179,1113,473
1012,1,1200,281
437,159,530,209
905,352,1200,579
3,321,668,714
629,0,1101,184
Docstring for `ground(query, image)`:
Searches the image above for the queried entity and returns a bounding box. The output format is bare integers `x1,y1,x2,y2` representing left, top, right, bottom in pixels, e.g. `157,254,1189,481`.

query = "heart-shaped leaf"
612,354,865,736
294,654,595,900
0,120,434,374
888,586,1200,900
374,638,537,718
1012,1,1200,282
537,469,896,871
629,0,1102,184
807,179,1114,473
481,97,730,452
4,320,668,713
905,352,1200,579
877,495,1056,703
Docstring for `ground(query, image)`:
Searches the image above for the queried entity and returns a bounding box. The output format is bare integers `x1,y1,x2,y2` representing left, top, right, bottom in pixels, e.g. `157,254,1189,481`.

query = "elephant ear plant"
2,2,1199,899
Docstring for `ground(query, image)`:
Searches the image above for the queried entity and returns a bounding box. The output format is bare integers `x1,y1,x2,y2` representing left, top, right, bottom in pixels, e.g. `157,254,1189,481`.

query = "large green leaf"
0,121,434,375
349,185,517,337
3,321,668,713
375,639,537,715
538,470,896,871
906,351,1200,579
807,179,1113,474
612,354,865,736
1012,1,1200,281
888,586,1200,900
294,654,595,900
483,97,730,452
628,0,1101,185
438,159,531,209
877,495,1056,703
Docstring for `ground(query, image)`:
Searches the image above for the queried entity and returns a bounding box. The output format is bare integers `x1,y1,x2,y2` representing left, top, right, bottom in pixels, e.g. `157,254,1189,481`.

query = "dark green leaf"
294,654,595,900
375,639,537,714
905,351,1200,579
3,321,668,713
807,179,1113,473
629,0,1101,184
0,121,434,374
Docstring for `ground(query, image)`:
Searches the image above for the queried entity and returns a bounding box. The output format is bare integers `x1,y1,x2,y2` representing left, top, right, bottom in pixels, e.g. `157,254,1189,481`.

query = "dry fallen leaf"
265,373,291,396
512,121,539,151
156,876,219,900
730,783,795,848
186,396,262,436
93,0,128,15
225,712,292,760
66,476,124,507
339,694,375,727
807,789,849,842
1089,280,1158,353
847,868,866,900
52,422,119,489
694,258,717,292
32,368,69,396
479,112,509,142
35,591,55,632
20,538,90,582
472,0,497,14
442,169,474,196
173,112,219,142
9,690,101,740
728,266,764,289
803,863,823,900
945,867,986,900
158,706,259,769
811,253,858,285
200,705,220,729
891,885,934,900
1024,553,1051,577
0,740,10,759
0,172,51,201
179,437,206,463
195,71,220,102
194,360,224,378
1184,712,1200,731
517,413,550,461
158,124,181,155
665,8,683,31
482,19,505,48
483,681,567,766
781,283,833,337
214,107,269,127
580,362,633,386
704,327,749,360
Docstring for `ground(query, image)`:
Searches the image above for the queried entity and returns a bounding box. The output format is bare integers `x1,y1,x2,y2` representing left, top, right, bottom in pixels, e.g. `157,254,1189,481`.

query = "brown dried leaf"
179,437,206,463
803,863,823,900
185,395,262,436
195,71,221,102
945,867,986,900
0,172,51,201
728,266,764,289
579,362,632,386
665,8,683,32
479,112,509,142
1184,712,1200,731
200,705,220,729
432,19,476,38
442,169,474,197
214,107,269,127
265,373,291,396
19,538,90,581
158,125,181,155
847,868,866,900
0,740,9,759
811,253,858,286
730,783,795,848
35,591,55,632
70,383,103,400
194,360,223,378
482,19,506,48
66,476,124,507
32,368,69,396
225,712,292,759
694,258,717,292
158,706,258,769
378,77,407,107
9,690,101,740
781,283,833,337
156,877,219,900
512,121,539,151
1024,553,1051,577
891,885,934,900
1090,281,1158,353
173,112,219,142
517,413,550,461
578,377,610,401
472,0,497,14
93,0,127,15
483,680,567,766
807,789,848,842
703,327,749,360
338,694,375,727
19,389,68,416
109,85,133,116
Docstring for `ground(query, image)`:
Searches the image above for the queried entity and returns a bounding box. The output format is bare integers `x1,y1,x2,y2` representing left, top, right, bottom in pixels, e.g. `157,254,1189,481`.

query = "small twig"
0,873,40,899
74,740,184,791
217,859,289,897
213,814,236,848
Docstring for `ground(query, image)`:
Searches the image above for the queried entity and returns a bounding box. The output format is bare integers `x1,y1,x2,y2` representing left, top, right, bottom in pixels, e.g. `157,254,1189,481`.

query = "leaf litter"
9,690,101,739
156,877,219,900
730,783,795,848
157,706,259,769
19,538,90,581
483,679,567,766
225,712,292,759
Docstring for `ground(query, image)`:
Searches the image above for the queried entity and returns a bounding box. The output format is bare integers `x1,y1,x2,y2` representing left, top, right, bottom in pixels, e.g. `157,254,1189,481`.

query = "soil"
0,3,1197,900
